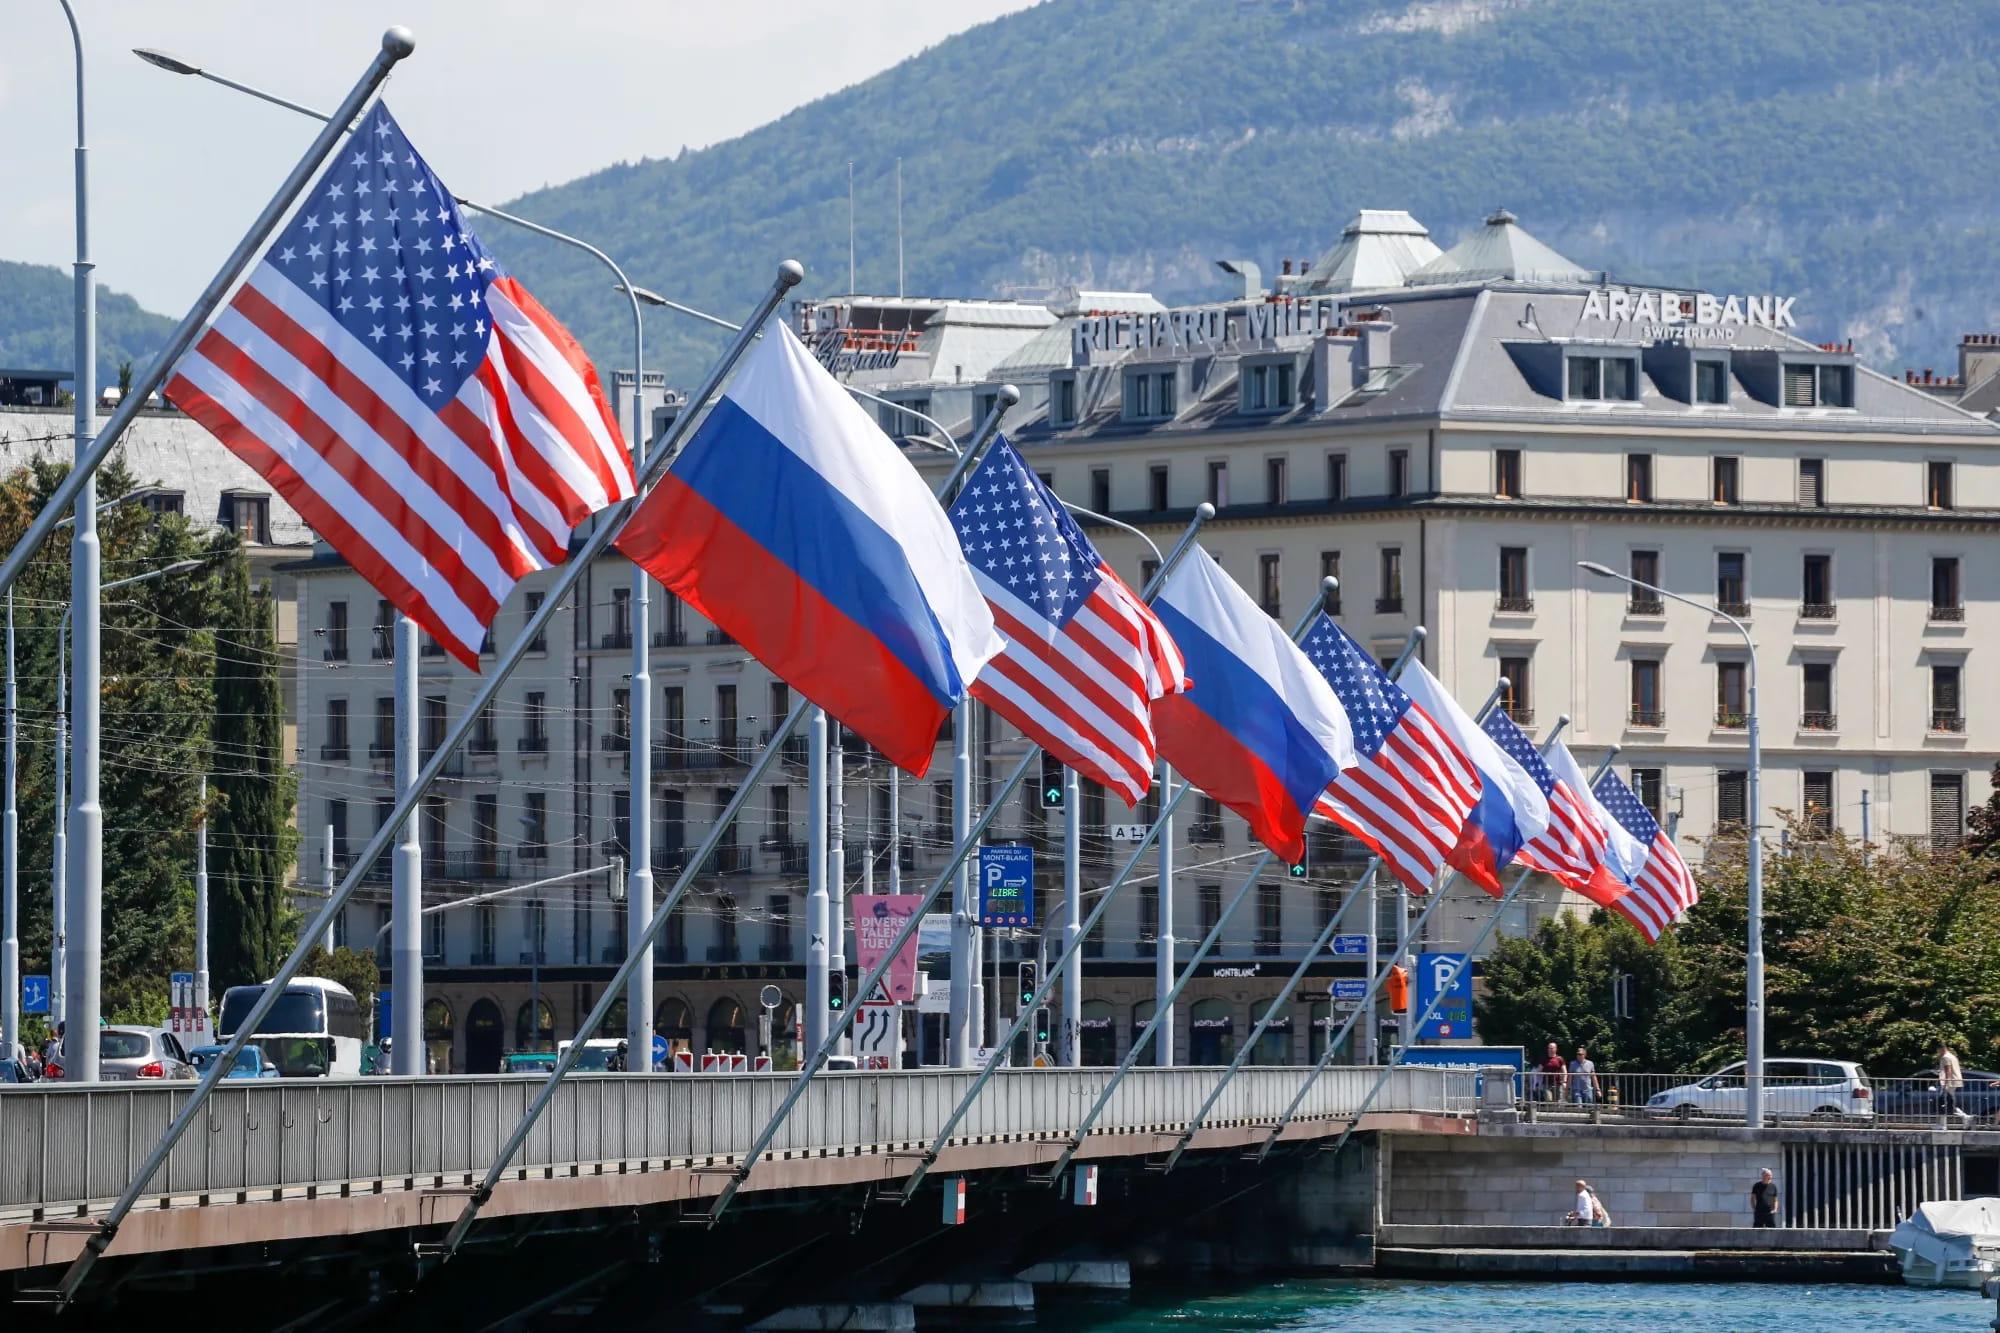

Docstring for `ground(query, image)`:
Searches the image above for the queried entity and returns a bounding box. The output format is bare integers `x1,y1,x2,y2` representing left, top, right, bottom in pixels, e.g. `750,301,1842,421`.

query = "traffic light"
1041,753,1066,809
1385,965,1410,1014
1016,962,1038,1009
829,971,847,1012
1288,861,1308,879
1032,1007,1052,1045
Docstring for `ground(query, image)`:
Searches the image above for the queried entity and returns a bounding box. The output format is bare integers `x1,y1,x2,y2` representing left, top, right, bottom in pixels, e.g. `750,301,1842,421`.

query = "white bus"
216,977,366,1077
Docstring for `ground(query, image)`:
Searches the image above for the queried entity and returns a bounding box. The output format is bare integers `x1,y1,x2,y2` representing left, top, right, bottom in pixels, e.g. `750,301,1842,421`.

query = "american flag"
1300,615,1480,895
1482,712,1615,906
947,437,1186,804
1593,769,1700,941
167,104,635,667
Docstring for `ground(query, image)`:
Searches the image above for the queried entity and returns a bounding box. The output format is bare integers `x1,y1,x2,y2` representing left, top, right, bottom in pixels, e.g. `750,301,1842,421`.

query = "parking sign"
976,844,1035,927
1416,951,1472,1040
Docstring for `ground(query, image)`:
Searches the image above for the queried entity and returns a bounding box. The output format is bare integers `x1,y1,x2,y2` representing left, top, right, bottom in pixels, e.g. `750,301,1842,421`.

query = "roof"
1301,210,1444,294
1408,208,1597,287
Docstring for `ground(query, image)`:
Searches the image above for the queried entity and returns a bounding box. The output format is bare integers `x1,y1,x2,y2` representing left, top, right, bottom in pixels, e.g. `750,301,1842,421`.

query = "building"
290,207,2000,1073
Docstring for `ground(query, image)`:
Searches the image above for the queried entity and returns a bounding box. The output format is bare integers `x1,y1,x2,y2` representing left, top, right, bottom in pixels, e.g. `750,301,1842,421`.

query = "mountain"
0,259,178,380
491,0,2000,389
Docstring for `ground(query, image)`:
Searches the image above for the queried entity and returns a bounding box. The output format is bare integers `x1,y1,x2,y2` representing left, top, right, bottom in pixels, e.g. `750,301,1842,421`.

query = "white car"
1647,1058,1874,1122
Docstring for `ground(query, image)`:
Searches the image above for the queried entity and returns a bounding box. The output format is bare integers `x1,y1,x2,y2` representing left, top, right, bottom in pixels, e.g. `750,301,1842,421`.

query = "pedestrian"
1750,1168,1779,1227
1568,1178,1593,1226
1536,1041,1566,1102
1938,1042,1966,1123
1568,1046,1599,1105
1588,1187,1613,1228
39,1021,63,1070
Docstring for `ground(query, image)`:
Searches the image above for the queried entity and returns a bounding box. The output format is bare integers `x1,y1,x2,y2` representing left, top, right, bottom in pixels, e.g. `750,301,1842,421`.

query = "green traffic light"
1290,863,1308,878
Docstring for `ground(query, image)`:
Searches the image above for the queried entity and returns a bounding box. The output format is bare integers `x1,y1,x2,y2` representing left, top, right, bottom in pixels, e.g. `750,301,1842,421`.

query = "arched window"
465,998,504,1074
706,997,747,1055
515,998,554,1052
421,998,454,1075
1246,1001,1291,1066
1080,999,1116,1066
768,996,799,1070
1131,999,1159,1066
1188,997,1234,1066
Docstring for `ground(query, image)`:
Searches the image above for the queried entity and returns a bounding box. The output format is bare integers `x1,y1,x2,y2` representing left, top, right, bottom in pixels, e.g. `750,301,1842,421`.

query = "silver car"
93,1026,197,1081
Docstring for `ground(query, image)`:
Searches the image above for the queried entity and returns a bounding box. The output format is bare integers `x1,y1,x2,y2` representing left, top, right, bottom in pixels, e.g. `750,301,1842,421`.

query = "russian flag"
615,325,1002,775
1398,663,1550,896
1150,548,1356,863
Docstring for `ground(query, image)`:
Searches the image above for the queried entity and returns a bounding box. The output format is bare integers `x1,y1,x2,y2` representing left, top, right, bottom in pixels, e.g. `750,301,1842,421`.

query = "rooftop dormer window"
1782,362,1853,408
1123,367,1178,423
1049,373,1078,428
1695,359,1729,404
1566,352,1639,402
1240,358,1296,414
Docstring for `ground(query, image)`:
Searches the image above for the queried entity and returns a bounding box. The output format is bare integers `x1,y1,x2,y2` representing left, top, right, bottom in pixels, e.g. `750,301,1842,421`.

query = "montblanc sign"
1072,298,1348,358
1580,286,1798,344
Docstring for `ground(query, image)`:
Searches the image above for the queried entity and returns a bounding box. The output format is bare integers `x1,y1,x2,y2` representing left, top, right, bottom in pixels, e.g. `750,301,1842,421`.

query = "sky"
0,0,1038,316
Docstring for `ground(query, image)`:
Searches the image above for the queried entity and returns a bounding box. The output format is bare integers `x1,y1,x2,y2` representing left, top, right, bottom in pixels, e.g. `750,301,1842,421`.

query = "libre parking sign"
1416,951,1472,1040
976,844,1035,927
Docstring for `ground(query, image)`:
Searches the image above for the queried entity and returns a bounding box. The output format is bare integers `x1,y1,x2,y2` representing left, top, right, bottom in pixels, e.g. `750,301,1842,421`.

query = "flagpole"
1312,739,1623,1167
1248,705,1570,1163
40,259,800,1308
805,706,829,1055
1061,763,1081,1066
0,30,414,611
391,614,423,1073
1155,759,1175,1066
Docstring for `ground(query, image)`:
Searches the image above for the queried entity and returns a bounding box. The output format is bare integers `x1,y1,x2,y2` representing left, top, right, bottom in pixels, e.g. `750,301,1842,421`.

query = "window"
1497,547,1531,612
609,688,631,751
1801,662,1835,730
1928,461,1954,510
1785,362,1853,408
1931,772,1966,851
1242,360,1296,412
220,491,271,543
1326,452,1348,502
1494,448,1521,499
143,490,186,518
1256,883,1282,956
1257,553,1281,617
1803,772,1834,836
1089,467,1110,514
1265,456,1288,505
1801,554,1833,617
765,895,792,961
325,601,349,662
1782,364,1814,407
473,795,500,876
605,586,632,649
1630,659,1663,726
522,691,547,752
524,590,547,653
972,389,999,427
327,799,349,863
1716,662,1748,728
1821,364,1854,407
1052,375,1077,427
1568,354,1638,401
522,792,548,858
1631,768,1664,820
1388,448,1409,497
1206,460,1229,507
1377,548,1403,613
1695,360,1728,404
1124,370,1176,421
421,695,447,755
1627,550,1663,614
1198,883,1222,942
1798,458,1825,507
1932,664,1964,733
1148,464,1170,512
371,599,395,660
711,895,740,961
1498,656,1532,723
661,685,685,746
1717,769,1749,829
1716,552,1748,615
1712,456,1740,505
1320,551,1341,615
881,396,932,438
470,704,496,754
1139,558,1160,593
323,698,349,759
767,681,790,739
1625,453,1654,503
1137,881,1158,954
372,697,393,755
473,905,497,964
1190,793,1223,844
423,909,444,961
1931,557,1963,620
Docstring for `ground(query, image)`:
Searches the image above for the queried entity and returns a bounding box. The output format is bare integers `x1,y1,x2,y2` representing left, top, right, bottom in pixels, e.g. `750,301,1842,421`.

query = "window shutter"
1931,774,1966,850
1798,461,1822,507
1717,770,1748,825
1783,364,1816,407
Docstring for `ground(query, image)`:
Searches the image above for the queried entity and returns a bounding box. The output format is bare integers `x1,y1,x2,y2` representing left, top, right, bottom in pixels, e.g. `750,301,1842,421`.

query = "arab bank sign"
1580,286,1798,344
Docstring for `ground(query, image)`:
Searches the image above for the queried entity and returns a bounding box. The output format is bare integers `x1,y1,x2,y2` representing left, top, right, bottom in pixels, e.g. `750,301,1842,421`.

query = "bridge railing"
1515,1069,1968,1128
0,1065,1473,1213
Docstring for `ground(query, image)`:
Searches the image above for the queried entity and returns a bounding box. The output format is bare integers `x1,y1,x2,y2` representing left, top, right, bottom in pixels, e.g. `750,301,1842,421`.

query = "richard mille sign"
1072,297,1346,358
1580,286,1798,343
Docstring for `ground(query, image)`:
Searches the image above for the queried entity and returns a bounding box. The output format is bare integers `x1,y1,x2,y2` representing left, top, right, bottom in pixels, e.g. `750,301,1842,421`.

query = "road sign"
1331,934,1370,957
652,1033,669,1069
854,1002,901,1070
377,986,392,1044
169,971,194,1033
21,975,49,1015
976,844,1035,927
759,984,783,1010
1108,824,1149,842
1332,978,1369,1002
1416,951,1472,1040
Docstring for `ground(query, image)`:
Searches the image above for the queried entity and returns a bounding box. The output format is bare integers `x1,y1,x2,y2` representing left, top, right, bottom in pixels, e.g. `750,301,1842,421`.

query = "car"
47,1027,198,1082
1873,1068,2000,1123
0,1057,34,1083
1646,1058,1873,1122
556,1038,627,1072
186,1044,279,1079
503,1052,558,1074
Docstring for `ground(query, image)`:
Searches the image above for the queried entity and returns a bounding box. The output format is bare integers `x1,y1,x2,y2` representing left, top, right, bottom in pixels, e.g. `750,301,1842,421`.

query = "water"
1039,1279,1984,1332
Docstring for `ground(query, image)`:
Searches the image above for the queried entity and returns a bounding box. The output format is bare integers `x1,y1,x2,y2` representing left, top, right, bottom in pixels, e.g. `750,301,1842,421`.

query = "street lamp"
1580,557,1764,1128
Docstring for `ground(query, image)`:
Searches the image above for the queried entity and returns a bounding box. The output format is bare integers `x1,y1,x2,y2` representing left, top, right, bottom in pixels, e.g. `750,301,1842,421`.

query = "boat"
1887,1199,2000,1288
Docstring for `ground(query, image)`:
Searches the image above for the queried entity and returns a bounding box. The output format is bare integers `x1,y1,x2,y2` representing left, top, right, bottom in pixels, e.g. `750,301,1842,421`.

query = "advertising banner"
852,894,925,1003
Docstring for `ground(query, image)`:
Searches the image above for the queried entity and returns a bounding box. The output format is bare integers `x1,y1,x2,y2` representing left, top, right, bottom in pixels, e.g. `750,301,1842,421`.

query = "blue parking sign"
1416,951,1472,1040
22,975,49,1015
976,844,1034,927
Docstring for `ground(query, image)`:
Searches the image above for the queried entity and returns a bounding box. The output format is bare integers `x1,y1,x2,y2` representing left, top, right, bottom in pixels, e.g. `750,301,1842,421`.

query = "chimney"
1214,258,1264,301
1360,314,1394,374
1961,332,2000,390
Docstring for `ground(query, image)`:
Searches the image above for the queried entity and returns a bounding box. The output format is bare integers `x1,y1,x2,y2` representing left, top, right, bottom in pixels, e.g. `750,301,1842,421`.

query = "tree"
208,555,295,990
300,945,380,1022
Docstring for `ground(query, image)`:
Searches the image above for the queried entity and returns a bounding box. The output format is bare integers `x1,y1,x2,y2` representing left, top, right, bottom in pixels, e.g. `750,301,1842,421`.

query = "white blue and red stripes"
616,324,1001,776
1150,549,1356,863
1483,712,1617,908
1300,615,1480,896
1398,663,1550,897
168,104,633,667
1592,769,1701,941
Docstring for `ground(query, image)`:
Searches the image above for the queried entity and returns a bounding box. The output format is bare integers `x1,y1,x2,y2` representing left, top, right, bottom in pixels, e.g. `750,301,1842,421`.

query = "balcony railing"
417,748,465,778
765,840,809,874
1626,597,1665,616
1496,596,1535,614
1931,710,1966,734
600,731,631,753
1800,710,1837,732
1715,709,1748,730
1627,709,1665,728
707,943,742,963
765,727,810,767
1799,602,1837,620
704,845,749,876
652,627,688,648
468,734,499,755
419,638,444,658
1930,604,1966,623
517,735,549,754
1374,596,1403,614
370,629,394,661
1717,601,1751,619
426,848,511,881
1188,820,1224,844
1503,706,1534,726
319,743,351,761
654,845,688,875
705,628,736,646
599,630,633,651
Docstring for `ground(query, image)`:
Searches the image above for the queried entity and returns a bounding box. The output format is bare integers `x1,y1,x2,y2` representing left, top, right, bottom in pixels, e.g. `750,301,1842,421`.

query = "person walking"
1570,1178,1593,1226
1750,1168,1780,1227
1568,1046,1599,1105
1536,1042,1566,1102
1938,1043,1966,1124
39,1021,64,1071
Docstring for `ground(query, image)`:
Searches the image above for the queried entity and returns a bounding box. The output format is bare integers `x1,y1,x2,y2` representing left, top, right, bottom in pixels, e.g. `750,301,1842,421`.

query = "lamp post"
1580,558,1763,1128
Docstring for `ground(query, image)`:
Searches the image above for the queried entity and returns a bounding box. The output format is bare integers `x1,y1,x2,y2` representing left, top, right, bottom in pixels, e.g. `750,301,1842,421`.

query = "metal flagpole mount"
40,256,798,1309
